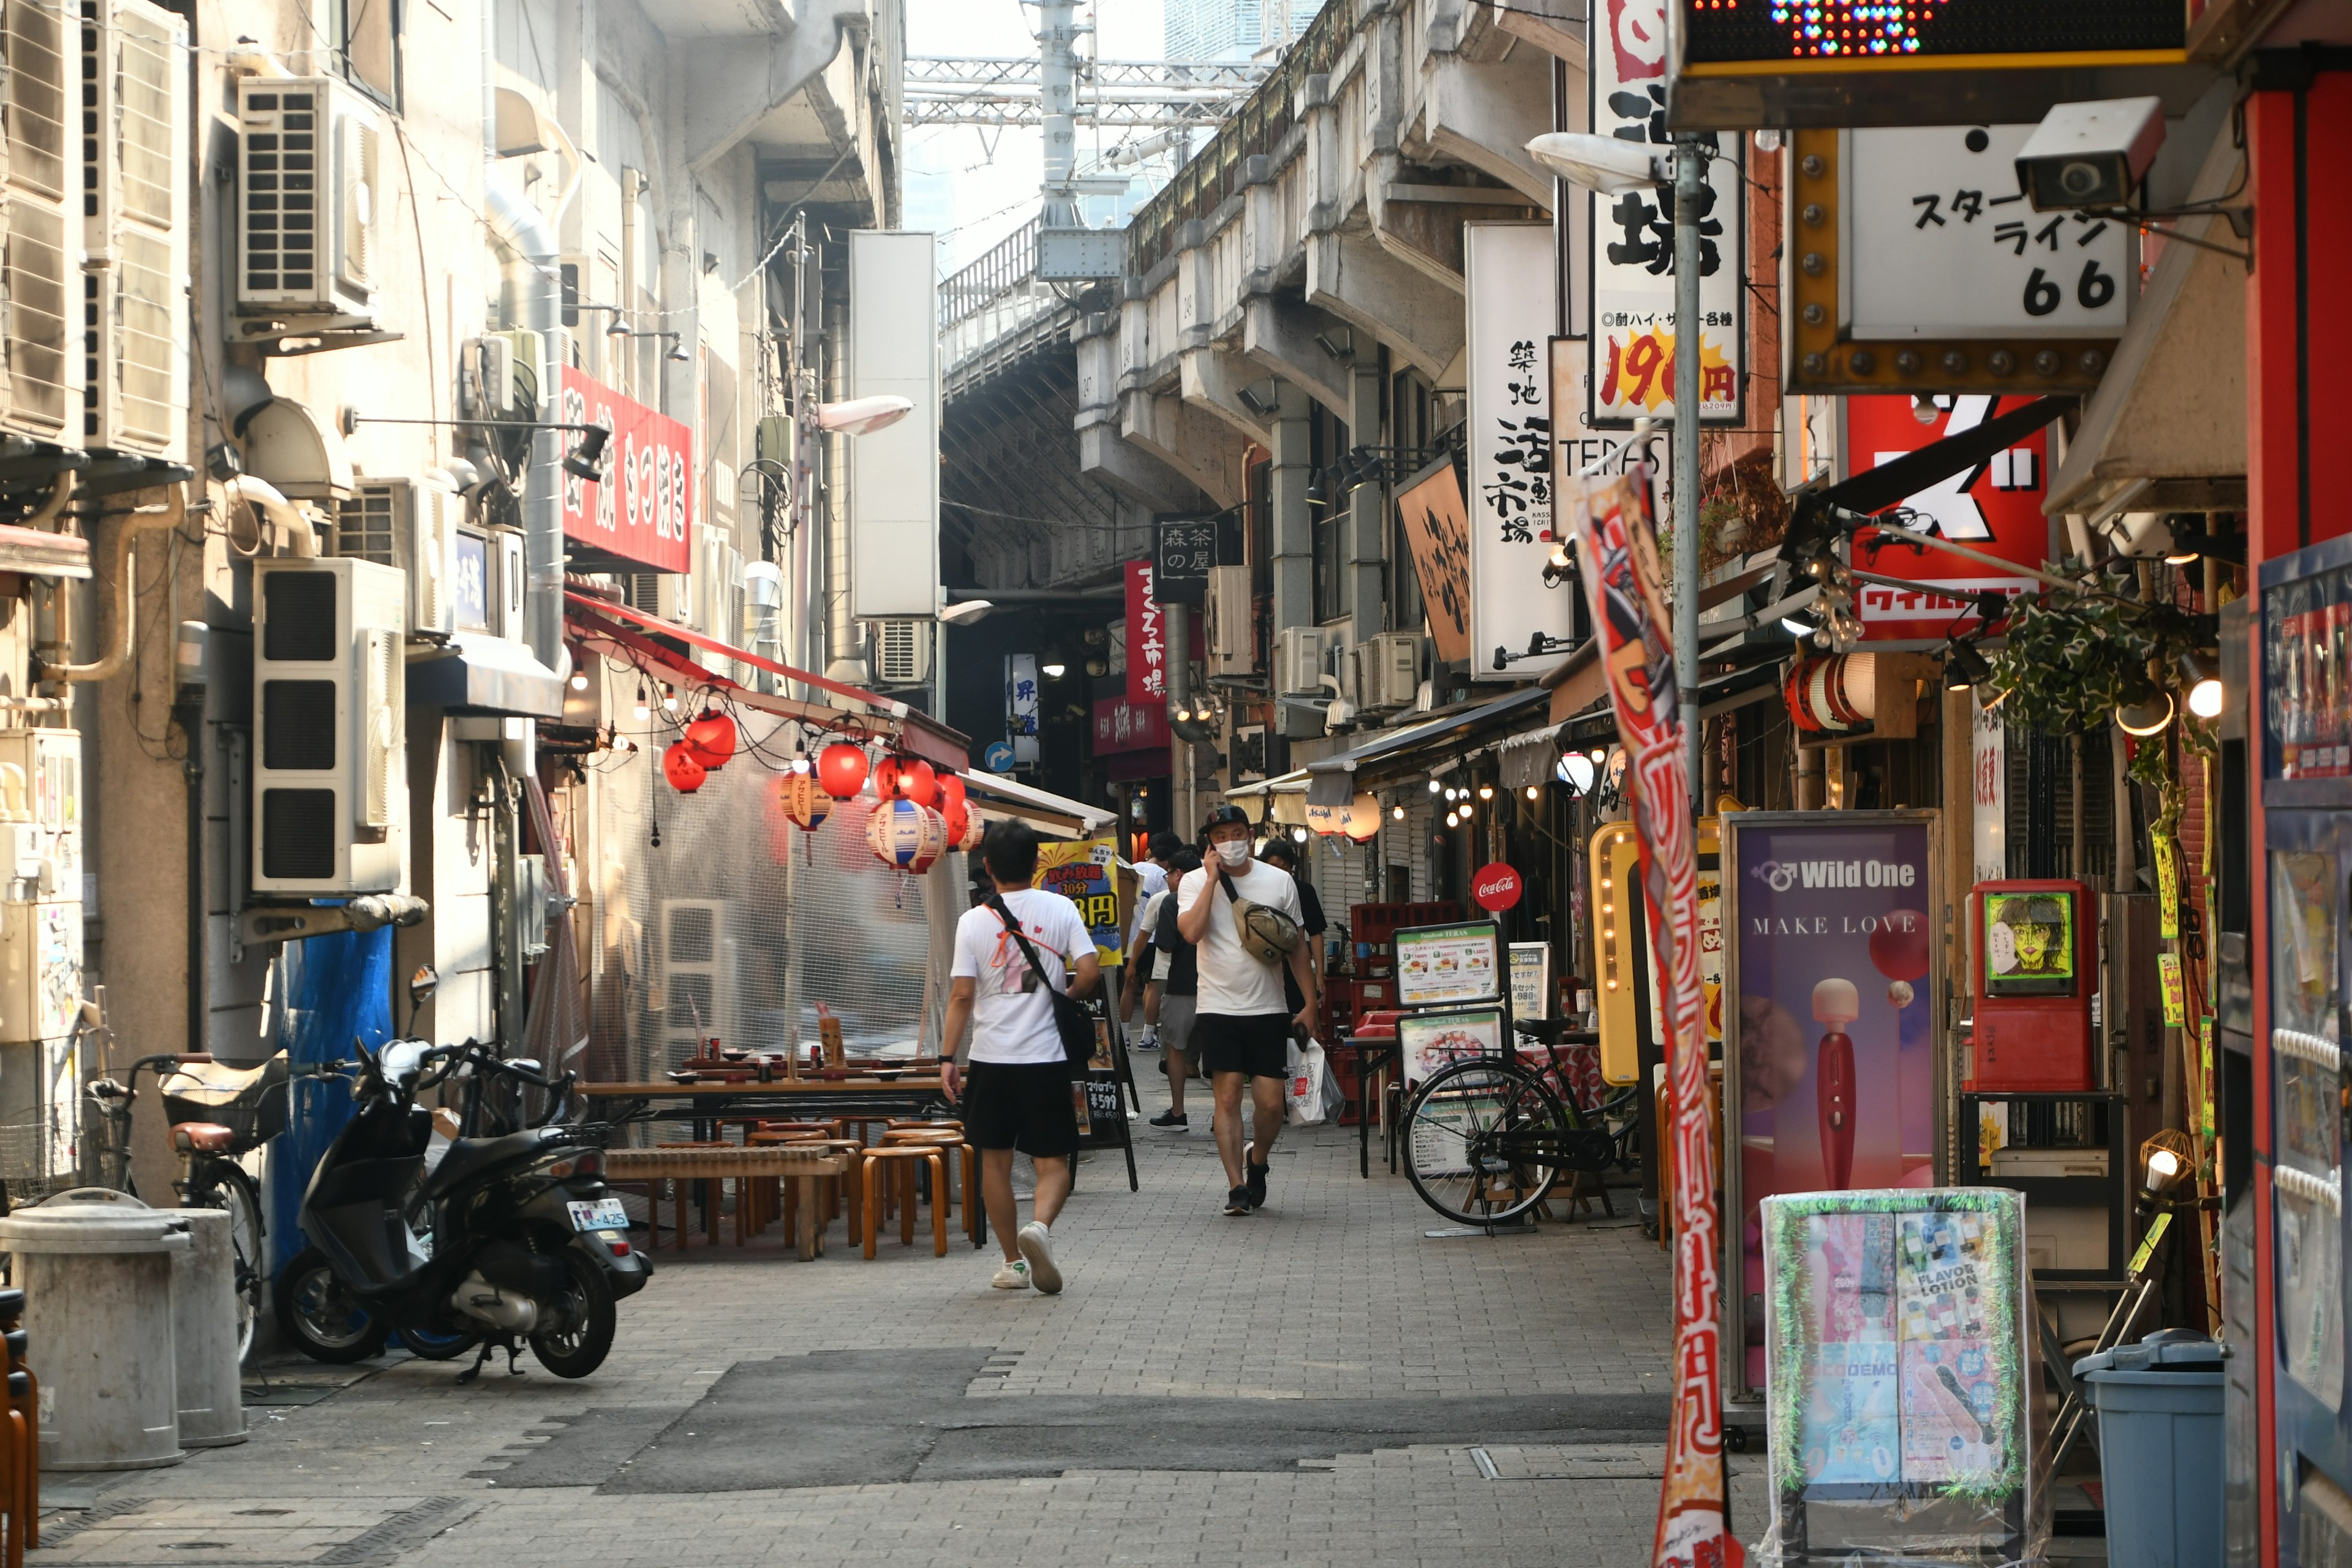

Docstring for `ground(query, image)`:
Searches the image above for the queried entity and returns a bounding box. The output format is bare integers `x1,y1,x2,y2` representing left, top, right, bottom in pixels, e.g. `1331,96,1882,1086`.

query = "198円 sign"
1587,0,1745,429
1845,126,2130,341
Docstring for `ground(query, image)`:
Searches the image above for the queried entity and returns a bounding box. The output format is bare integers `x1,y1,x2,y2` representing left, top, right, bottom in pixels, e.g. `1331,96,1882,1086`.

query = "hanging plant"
1982,593,2204,741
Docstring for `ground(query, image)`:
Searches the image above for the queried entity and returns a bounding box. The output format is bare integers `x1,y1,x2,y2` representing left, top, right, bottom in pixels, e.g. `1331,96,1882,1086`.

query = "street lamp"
815,396,914,436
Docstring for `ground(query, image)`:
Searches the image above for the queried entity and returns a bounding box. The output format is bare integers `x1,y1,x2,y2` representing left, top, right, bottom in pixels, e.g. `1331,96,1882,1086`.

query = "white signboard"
1845,126,2132,341
848,230,941,617
1550,337,1673,529
1006,652,1040,767
1466,223,1564,683
1586,0,1744,426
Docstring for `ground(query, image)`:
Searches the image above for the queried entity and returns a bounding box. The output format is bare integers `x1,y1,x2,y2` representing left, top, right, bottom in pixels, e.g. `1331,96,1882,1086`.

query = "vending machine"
2257,532,2352,1560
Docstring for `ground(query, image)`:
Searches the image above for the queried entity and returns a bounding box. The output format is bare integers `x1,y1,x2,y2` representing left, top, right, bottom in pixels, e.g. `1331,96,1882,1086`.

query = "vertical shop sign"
1848,395,2051,639
1559,471,1727,1568
1586,0,1743,428
1466,224,1565,682
1721,811,1939,1398
1396,458,1474,666
1006,654,1040,767
1126,560,1166,705
1971,692,2005,889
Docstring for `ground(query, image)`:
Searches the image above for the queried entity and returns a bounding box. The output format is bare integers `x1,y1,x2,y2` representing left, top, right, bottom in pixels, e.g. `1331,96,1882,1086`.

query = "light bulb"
1444,810,1459,828
633,685,650,720
570,670,589,692
1525,785,1539,801
1391,805,1405,821
1458,801,1474,819
662,685,679,712
2187,677,2223,720
1477,783,1494,801
1428,778,1441,793
1292,825,1307,842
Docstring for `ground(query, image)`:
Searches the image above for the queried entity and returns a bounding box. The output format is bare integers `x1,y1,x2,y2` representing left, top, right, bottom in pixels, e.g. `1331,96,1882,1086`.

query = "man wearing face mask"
1176,804,1317,1215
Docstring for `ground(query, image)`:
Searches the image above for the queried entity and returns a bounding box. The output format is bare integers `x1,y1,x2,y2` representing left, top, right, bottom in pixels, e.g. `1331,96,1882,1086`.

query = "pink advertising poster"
1725,813,1939,1393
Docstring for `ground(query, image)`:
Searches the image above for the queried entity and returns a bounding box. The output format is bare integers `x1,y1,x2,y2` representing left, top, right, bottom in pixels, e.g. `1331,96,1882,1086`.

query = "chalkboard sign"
1155,518,1217,605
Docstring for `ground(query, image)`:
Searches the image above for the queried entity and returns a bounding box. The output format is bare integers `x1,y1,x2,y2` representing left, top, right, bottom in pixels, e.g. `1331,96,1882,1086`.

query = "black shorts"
1191,1011,1293,1080
961,1059,1080,1158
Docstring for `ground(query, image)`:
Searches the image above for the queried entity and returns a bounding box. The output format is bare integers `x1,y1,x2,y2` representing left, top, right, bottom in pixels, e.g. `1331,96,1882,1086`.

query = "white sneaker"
991,1259,1031,1290
1017,1221,1063,1294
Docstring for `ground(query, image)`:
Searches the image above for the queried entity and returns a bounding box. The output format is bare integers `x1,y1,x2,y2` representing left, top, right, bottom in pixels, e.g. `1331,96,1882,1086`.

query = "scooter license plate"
568,1199,629,1233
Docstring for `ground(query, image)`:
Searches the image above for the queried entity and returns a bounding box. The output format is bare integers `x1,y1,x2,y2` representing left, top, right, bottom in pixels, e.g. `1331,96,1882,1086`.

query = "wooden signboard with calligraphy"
1397,456,1472,668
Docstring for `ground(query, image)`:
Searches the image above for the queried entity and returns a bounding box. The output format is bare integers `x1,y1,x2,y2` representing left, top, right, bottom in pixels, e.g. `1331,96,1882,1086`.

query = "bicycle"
85,1052,286,1363
1397,1025,1640,1227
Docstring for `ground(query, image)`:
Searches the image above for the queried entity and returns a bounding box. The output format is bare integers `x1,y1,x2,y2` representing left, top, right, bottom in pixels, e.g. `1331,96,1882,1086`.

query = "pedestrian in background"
1254,837,1328,1023
1143,847,1203,1131
1121,831,1182,1049
943,820,1099,1294
1176,806,1318,1215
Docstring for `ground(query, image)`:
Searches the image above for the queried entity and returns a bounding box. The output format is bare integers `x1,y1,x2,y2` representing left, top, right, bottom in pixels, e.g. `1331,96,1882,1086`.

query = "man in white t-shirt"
1121,832,1180,1047
943,820,1100,1294
1175,804,1317,1216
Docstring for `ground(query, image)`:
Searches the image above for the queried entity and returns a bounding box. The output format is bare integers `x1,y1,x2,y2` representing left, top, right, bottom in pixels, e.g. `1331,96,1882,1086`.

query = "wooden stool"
882,1130,979,1243
858,1145,947,1258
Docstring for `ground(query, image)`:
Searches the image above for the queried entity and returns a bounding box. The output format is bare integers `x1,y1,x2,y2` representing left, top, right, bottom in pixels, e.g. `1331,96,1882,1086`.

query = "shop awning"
2045,129,2248,519
407,632,566,718
962,769,1118,838
1231,684,1554,817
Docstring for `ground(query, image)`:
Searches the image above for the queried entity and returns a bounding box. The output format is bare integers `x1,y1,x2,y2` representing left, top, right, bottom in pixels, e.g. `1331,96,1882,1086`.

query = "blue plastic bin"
2073,1329,2225,1568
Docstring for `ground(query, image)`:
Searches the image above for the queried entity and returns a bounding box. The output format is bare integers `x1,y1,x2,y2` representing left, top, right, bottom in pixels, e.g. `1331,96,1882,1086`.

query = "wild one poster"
1560,469,1732,1568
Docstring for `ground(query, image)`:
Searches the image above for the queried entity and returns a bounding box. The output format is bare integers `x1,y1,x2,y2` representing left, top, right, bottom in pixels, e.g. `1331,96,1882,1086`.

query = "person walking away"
1145,848,1203,1131
942,820,1101,1293
1121,832,1181,1047
1175,807,1318,1213
1254,837,1329,1023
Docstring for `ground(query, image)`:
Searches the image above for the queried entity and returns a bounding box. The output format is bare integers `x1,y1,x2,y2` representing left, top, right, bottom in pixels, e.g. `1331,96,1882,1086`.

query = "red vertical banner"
1562,470,1736,1568
1126,560,1166,706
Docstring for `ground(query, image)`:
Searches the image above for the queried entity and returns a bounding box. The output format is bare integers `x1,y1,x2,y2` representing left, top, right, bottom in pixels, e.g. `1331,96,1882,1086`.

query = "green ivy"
1985,593,2204,739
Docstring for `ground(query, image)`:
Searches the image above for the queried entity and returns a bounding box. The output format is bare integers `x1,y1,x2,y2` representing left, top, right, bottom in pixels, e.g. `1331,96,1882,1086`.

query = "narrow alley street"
38,1071,1762,1568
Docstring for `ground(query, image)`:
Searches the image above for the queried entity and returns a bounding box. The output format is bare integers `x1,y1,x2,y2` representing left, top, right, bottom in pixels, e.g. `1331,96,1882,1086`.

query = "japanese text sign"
1091,695,1170,756
1126,560,1167,706
1153,519,1216,606
1847,394,2051,641
1466,225,1569,684
1588,0,1744,428
1847,126,2130,342
558,365,693,573
1005,653,1040,767
1037,836,1125,966
1396,459,1473,667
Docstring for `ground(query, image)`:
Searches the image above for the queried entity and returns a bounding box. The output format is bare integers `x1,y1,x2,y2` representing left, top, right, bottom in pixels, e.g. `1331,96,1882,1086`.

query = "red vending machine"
1967,879,2097,1091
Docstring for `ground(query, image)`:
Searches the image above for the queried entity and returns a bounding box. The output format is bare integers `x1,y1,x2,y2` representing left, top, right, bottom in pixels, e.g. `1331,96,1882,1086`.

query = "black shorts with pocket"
961,1058,1081,1158
1190,1011,1293,1080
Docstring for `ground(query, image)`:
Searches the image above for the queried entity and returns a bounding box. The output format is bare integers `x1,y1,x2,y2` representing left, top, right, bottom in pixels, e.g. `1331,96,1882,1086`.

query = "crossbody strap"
989,895,1066,996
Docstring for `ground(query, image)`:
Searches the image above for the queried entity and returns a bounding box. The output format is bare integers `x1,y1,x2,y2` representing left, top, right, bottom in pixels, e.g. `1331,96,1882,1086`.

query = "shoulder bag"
1219,872,1303,967
989,896,1096,1069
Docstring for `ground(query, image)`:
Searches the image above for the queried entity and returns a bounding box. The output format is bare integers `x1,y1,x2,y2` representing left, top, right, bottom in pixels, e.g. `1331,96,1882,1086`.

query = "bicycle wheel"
190,1163,266,1365
1401,1058,1568,1226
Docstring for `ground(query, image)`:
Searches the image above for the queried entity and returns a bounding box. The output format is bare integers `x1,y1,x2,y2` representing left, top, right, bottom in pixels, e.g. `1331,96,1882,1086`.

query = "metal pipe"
224,474,318,558
483,181,564,680
1672,137,1703,811
45,487,188,683
823,296,865,684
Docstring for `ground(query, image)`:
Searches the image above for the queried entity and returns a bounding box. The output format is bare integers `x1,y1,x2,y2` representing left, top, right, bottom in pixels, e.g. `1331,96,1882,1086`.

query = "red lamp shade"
816,741,870,799
684,709,737,769
662,741,708,793
941,799,969,848
938,772,967,815
895,758,938,807
872,755,905,802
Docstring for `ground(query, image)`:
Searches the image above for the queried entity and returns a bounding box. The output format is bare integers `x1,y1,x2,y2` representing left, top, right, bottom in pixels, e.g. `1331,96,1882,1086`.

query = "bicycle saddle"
161,1053,286,1105
173,1123,236,1155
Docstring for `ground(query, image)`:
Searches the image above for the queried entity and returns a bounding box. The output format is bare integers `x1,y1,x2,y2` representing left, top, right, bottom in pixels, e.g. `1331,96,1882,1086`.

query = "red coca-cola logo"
1472,863,1523,911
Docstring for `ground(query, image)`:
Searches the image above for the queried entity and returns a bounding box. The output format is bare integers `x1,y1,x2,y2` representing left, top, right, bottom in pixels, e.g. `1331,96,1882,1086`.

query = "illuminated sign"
1681,2,2184,65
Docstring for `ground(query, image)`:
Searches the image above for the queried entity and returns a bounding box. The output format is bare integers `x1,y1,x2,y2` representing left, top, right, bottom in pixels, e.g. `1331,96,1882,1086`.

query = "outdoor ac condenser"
81,0,187,462
1205,565,1253,677
252,557,407,894
873,620,932,686
0,0,81,445
236,76,382,320
1275,626,1327,697
334,476,461,636
1361,632,1423,712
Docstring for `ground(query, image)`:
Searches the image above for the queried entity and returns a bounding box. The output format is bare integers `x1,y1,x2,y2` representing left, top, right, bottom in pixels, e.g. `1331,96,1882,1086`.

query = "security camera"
2015,97,2165,212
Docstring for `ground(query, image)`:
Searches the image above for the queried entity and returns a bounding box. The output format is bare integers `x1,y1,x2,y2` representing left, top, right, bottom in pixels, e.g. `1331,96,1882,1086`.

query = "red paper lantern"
816,741,870,799
684,709,737,769
938,772,967,815
895,758,938,807
872,755,905,802
780,772,832,832
941,799,968,847
662,741,708,793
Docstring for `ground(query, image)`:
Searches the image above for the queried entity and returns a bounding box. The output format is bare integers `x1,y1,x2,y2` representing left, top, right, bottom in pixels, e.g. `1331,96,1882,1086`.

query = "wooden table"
584,1077,953,1141
603,1147,850,1261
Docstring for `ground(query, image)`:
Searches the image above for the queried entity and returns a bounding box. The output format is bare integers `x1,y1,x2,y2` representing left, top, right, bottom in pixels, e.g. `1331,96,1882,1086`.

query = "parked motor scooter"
274,967,649,1381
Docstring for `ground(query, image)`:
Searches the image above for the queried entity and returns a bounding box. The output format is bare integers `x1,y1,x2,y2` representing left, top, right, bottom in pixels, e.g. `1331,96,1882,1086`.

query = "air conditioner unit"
334,476,459,635
0,0,82,445
252,558,407,894
1362,632,1423,712
1205,564,1253,677
236,76,381,319
873,620,932,686
1274,626,1326,697
478,330,541,418
81,0,187,462
656,899,734,1068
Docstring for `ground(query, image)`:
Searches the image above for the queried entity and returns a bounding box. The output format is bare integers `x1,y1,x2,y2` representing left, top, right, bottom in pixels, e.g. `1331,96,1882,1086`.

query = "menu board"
1393,921,1502,1008
1398,1006,1505,1085
1761,1190,2029,1560
1508,943,1551,1020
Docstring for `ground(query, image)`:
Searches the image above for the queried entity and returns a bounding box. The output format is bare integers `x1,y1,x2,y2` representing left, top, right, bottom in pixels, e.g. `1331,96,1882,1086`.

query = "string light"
1428,778,1442,794
1525,785,1539,801
633,684,650,721
1477,782,1494,801
1445,810,1460,828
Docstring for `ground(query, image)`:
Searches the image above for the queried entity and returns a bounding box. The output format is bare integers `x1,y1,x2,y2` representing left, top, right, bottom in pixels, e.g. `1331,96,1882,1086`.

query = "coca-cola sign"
1472,862,1523,911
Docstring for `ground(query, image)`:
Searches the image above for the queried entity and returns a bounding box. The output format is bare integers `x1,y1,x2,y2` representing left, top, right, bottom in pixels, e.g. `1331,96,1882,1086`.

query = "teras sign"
559,366,693,575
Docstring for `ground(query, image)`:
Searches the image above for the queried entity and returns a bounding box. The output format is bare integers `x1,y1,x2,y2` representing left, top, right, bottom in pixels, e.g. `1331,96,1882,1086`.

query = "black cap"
1202,804,1250,833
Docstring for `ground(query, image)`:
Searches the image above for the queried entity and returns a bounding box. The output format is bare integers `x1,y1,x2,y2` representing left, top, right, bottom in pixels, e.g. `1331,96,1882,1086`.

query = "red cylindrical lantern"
941,799,968,847
872,755,905,802
663,741,708,793
895,758,938,807
938,772,967,816
816,741,870,799
684,709,737,769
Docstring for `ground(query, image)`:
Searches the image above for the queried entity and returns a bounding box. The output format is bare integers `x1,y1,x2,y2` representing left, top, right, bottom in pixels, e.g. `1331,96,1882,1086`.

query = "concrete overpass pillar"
1347,360,1385,629
1270,379,1315,734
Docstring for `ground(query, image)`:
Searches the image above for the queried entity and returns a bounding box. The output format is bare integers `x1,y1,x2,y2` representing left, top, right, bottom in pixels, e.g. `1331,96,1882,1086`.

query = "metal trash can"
2074,1329,2225,1568
0,1188,189,1470
171,1208,246,1447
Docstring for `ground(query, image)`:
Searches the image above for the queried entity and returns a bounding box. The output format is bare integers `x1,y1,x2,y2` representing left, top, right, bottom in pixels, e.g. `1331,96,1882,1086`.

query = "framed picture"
1393,920,1503,1009
1398,1006,1504,1086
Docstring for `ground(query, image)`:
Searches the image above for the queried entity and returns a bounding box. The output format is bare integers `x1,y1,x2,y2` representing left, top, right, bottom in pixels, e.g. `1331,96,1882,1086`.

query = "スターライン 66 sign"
1662,1,2195,130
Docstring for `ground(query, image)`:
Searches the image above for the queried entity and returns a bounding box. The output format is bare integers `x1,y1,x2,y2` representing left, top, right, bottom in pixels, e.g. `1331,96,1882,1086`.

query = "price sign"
1153,519,1217,606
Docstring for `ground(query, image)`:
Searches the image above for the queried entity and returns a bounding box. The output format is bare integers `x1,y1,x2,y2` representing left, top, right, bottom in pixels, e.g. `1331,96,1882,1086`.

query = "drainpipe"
822,298,866,685
484,8,563,681
43,486,188,683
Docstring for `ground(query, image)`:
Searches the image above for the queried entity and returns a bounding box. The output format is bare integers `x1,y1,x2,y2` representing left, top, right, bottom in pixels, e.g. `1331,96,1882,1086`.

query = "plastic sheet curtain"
266,927,391,1269
587,711,959,1087
521,778,589,1077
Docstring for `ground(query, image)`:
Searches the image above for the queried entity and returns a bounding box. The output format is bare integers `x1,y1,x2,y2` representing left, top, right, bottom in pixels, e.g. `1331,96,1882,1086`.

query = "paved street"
42,1063,1768,1567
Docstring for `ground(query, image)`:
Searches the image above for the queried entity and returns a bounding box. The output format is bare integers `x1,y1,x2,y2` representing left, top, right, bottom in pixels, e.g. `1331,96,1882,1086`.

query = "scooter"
274,967,649,1381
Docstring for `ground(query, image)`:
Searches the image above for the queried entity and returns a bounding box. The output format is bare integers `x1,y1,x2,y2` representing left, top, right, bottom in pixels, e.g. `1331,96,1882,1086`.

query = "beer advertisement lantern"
957,803,984,851
662,741,707,793
781,772,833,832
816,741,870,799
867,798,947,874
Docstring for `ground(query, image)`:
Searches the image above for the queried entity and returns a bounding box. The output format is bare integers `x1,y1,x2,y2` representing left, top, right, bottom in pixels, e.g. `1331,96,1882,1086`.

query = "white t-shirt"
951,888,1095,1065
1175,859,1303,1017
1128,860,1169,952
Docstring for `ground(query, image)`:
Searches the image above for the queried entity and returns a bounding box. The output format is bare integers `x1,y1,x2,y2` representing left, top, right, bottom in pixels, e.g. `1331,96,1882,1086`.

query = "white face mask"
1214,839,1251,868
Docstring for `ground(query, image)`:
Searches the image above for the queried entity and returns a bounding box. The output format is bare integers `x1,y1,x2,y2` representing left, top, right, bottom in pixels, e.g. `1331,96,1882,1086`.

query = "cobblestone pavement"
42,1057,1768,1567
